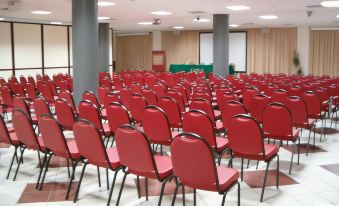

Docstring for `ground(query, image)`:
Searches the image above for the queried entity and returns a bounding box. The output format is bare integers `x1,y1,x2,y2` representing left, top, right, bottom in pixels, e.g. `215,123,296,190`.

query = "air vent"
188,11,206,14
305,5,322,8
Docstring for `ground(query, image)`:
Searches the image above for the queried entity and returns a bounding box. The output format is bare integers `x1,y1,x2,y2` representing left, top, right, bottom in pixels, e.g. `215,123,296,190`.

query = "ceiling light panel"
226,5,250,11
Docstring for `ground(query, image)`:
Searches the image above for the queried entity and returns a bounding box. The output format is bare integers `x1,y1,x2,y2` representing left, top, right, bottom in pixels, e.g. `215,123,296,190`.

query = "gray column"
213,14,229,77
98,23,110,72
72,0,99,104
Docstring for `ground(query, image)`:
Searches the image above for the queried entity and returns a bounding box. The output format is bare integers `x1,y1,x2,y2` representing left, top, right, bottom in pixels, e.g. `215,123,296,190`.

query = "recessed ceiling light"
98,16,111,20
138,21,153,25
51,21,62,25
98,1,115,6
31,11,52,15
229,24,239,28
259,15,278,20
321,1,339,7
0,17,4,21
226,5,250,11
173,26,184,29
193,18,210,22
151,11,172,16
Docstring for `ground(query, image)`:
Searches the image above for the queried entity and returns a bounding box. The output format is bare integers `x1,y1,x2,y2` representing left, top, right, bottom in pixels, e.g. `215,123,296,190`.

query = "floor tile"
243,170,298,188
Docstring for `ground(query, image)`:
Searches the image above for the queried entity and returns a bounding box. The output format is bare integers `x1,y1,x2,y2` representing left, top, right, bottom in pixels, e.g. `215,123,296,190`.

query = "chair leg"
37,151,42,168
36,153,47,189
66,159,71,178
38,153,52,190
116,172,128,206
306,127,312,156
107,168,121,206
240,158,244,181
260,161,270,202
237,182,241,206
106,168,109,190
158,176,173,206
110,137,115,148
73,163,87,202
193,189,196,206
160,145,163,156
136,176,141,199
182,185,186,206
247,159,250,168
276,155,279,189
13,147,25,181
65,160,79,200
145,178,148,201
6,147,18,179
256,160,259,170
221,191,228,206
171,179,179,206
289,141,295,175
97,166,101,187
297,138,300,165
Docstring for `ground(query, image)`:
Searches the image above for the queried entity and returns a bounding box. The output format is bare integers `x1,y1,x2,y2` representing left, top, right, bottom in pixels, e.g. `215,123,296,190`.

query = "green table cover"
169,64,235,76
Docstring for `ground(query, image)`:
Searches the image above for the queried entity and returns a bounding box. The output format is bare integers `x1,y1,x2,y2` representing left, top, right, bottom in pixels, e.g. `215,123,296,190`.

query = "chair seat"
215,121,224,133
308,111,326,119
217,166,239,192
101,109,107,119
234,144,279,161
293,118,316,129
214,110,221,120
9,132,20,146
128,155,173,180
216,137,229,153
106,147,121,169
102,123,112,137
31,115,38,124
264,129,300,141
8,127,15,133
67,140,81,159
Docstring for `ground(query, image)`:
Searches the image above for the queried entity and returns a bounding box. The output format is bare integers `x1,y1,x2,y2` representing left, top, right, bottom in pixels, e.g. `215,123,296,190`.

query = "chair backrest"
73,119,112,169
228,114,266,158
38,114,71,158
221,100,247,130
171,133,220,191
167,90,185,113
216,91,239,111
33,96,52,117
54,98,76,130
115,125,159,179
151,84,167,98
82,91,100,109
40,83,54,104
183,110,217,148
192,91,211,103
59,90,76,112
78,100,104,131
142,106,172,145
11,83,25,97
171,85,188,105
189,98,215,123
129,94,148,122
12,109,40,150
24,83,37,100
249,94,271,123
271,89,288,104
106,102,131,135
285,96,309,126
46,79,58,96
104,92,122,108
0,86,13,106
98,87,110,106
0,115,13,145
141,88,158,105
301,91,321,116
119,87,132,110
59,80,70,92
242,88,259,111
288,86,302,97
315,88,329,104
263,103,293,140
13,95,30,115
27,75,36,86
130,83,142,94
157,96,182,128
19,75,27,85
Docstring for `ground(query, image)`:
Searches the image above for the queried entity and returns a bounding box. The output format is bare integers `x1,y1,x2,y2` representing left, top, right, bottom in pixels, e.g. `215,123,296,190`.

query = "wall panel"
0,22,12,70
44,25,68,67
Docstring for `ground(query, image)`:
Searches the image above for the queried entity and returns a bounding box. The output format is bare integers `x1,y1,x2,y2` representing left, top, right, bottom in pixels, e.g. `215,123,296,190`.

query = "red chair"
263,103,300,174
221,100,247,134
129,94,148,123
46,79,58,97
106,102,132,137
151,84,167,99
19,75,27,85
228,114,279,202
167,90,186,113
114,125,174,206
141,88,158,105
39,83,55,105
249,94,271,123
23,83,37,101
242,88,259,111
0,86,14,119
59,90,77,113
0,115,21,179
157,96,182,128
13,95,37,126
104,92,122,108
171,84,188,106
189,98,223,132
82,91,107,119
11,83,25,97
11,109,46,180
78,100,112,144
130,83,142,94
27,75,36,86
288,85,302,97
72,119,122,205
55,98,77,130
98,87,111,106
142,105,176,154
171,132,240,206
216,91,239,111
119,87,132,110
33,96,52,117
183,109,229,165
36,114,81,198
271,89,288,104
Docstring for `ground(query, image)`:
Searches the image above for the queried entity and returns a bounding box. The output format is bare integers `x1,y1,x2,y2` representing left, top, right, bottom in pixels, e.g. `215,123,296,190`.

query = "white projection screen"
199,32,247,73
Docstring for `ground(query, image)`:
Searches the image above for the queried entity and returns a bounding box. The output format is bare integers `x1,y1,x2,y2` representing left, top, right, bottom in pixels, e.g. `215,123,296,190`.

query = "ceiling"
0,0,339,33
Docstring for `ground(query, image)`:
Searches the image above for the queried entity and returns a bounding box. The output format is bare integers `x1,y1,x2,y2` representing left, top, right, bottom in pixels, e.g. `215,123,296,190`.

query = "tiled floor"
1,115,339,206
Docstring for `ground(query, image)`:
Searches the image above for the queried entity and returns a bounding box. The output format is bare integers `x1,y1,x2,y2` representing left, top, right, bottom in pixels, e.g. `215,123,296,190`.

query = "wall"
116,33,152,71
309,30,339,76
0,21,114,80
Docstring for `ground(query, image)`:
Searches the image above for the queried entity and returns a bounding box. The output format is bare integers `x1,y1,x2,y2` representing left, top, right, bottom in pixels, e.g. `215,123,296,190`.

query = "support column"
98,23,110,72
152,31,162,51
297,27,310,75
213,14,229,77
72,0,99,104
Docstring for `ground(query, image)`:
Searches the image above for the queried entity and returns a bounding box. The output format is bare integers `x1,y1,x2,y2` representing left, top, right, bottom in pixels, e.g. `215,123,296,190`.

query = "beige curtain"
247,28,297,74
309,30,339,76
162,31,200,70
116,34,152,72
